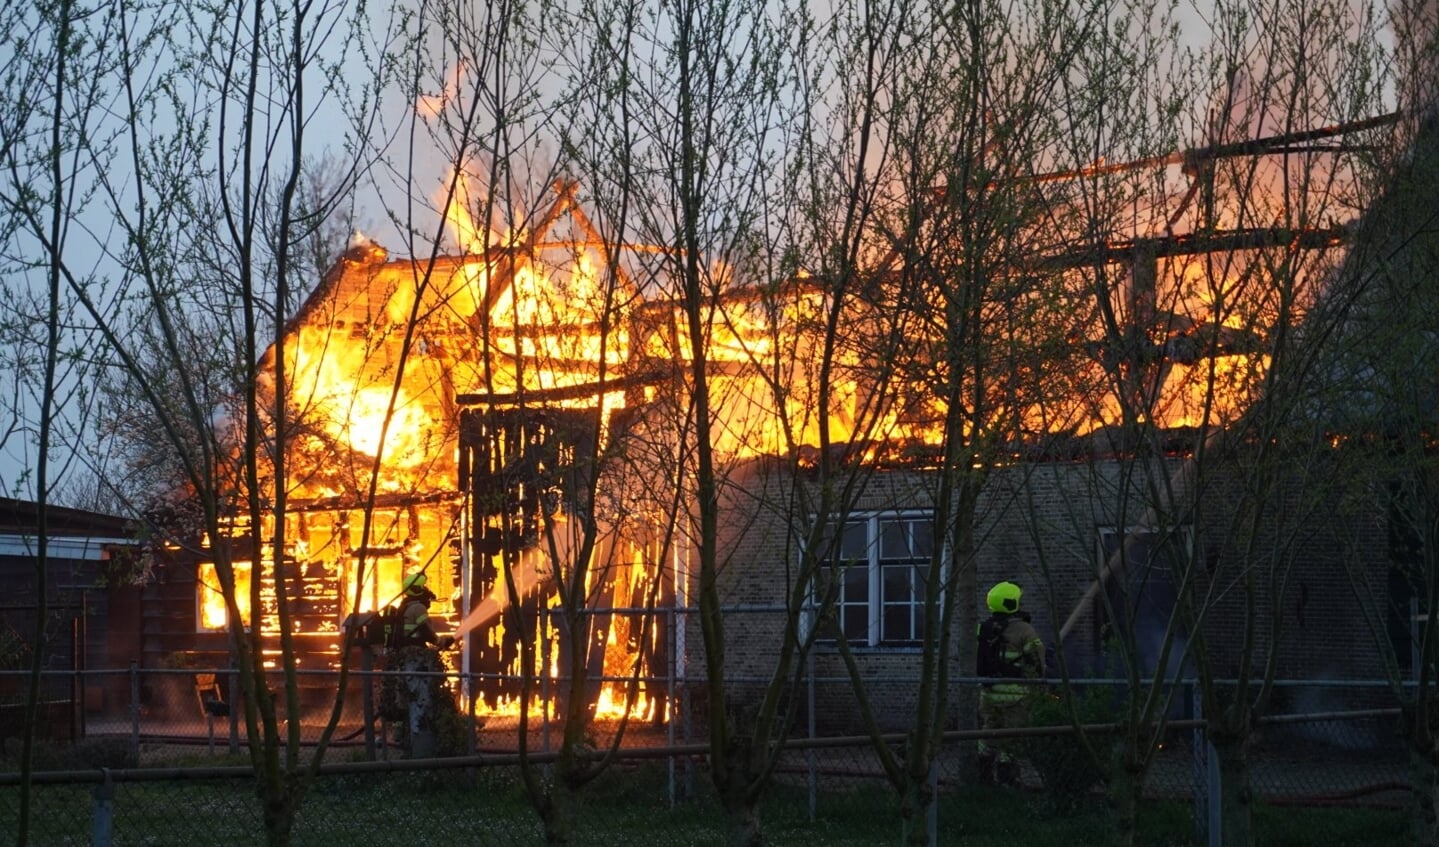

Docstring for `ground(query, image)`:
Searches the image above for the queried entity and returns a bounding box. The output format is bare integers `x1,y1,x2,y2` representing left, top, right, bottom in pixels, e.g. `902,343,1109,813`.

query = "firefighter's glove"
438,635,456,650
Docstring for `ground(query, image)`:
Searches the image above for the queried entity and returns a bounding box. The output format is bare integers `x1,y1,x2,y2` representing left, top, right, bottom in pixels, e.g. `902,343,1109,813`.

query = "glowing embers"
467,671,667,723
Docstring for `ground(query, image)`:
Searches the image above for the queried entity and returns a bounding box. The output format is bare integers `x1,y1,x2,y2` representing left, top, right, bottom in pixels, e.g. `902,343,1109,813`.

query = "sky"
0,0,1407,512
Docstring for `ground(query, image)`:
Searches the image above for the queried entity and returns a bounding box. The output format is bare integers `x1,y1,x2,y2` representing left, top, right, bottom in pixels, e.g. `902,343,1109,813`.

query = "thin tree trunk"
1214,738,1254,847
722,794,763,847
261,794,298,847
1410,738,1439,847
541,772,578,846
718,736,763,847
899,760,936,847
1107,757,1142,847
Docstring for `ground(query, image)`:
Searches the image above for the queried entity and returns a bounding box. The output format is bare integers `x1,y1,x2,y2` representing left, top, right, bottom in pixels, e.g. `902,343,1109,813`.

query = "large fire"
215,105,1351,717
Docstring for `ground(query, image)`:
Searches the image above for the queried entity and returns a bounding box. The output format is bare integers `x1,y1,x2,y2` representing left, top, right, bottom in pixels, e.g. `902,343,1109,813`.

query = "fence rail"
0,670,1416,845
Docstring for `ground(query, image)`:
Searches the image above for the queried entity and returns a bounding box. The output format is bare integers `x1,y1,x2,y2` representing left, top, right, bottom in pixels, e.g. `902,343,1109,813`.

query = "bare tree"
0,0,405,843
1021,1,1394,845
1323,134,1439,842
1161,4,1393,844
0,3,132,842
1317,5,1439,842
760,1,1109,843
557,0,835,842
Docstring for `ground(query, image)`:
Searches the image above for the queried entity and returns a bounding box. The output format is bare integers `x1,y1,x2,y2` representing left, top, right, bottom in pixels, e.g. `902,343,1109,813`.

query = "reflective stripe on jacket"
979,615,1044,706
400,597,436,646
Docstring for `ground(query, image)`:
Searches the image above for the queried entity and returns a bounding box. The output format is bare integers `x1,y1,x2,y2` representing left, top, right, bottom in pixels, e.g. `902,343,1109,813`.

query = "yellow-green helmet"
987,581,1022,614
402,572,428,595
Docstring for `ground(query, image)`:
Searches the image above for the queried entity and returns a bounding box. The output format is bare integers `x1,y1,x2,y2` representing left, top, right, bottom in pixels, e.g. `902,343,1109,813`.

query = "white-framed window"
813,512,935,648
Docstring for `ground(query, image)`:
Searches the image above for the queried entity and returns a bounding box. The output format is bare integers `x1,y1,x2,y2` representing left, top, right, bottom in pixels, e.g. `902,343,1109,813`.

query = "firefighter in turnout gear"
381,571,457,757
396,572,455,650
976,581,1045,787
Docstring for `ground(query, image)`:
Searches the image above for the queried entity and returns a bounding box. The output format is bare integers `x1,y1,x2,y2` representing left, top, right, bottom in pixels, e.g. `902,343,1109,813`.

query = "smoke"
415,60,468,120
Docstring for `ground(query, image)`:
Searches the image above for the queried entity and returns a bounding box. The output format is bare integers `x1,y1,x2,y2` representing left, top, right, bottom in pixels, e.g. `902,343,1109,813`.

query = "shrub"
1021,687,1109,812
0,626,29,674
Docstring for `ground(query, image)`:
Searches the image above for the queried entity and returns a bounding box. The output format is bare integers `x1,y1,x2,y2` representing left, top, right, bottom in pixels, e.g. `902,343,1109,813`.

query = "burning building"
178,180,862,716
150,91,1415,730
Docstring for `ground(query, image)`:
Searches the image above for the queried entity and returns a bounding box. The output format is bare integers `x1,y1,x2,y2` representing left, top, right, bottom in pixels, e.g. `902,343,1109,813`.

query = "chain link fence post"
666,604,678,809
227,666,240,754
1209,710,1222,846
1190,682,1222,847
541,604,551,758
927,759,938,845
1192,683,1206,844
127,662,139,762
91,767,113,847
807,647,816,823
361,648,377,760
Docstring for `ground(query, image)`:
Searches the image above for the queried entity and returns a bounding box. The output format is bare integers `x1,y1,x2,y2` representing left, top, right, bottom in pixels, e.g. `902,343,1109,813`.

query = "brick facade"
683,452,1394,733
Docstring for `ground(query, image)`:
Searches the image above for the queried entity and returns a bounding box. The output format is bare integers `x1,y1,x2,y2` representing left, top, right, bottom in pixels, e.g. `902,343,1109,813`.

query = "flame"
442,168,492,254
243,135,1334,715
343,386,429,459
198,561,250,630
592,683,660,721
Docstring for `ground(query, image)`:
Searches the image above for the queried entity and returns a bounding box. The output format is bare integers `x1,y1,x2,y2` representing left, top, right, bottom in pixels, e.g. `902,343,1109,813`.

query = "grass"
1252,801,1410,847
0,759,1410,846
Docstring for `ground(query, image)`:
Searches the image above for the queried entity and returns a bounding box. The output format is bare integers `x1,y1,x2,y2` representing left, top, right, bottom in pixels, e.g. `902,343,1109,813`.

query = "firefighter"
383,571,457,757
397,572,455,650
976,580,1045,787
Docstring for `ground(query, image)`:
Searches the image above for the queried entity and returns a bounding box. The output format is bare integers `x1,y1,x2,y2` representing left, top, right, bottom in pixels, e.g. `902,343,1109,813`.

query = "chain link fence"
0,669,1415,845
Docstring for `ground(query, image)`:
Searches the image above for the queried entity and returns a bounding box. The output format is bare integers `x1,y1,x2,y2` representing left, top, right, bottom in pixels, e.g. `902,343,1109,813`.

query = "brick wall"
682,451,1395,734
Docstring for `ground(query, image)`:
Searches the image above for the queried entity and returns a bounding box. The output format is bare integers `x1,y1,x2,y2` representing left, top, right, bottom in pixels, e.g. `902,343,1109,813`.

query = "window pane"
841,602,867,641
880,519,908,559
813,522,839,562
882,564,928,601
880,517,934,560
883,605,911,642
882,563,911,600
815,559,871,644
842,564,869,600
880,564,926,643
813,566,838,605
841,520,869,560
910,521,934,558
